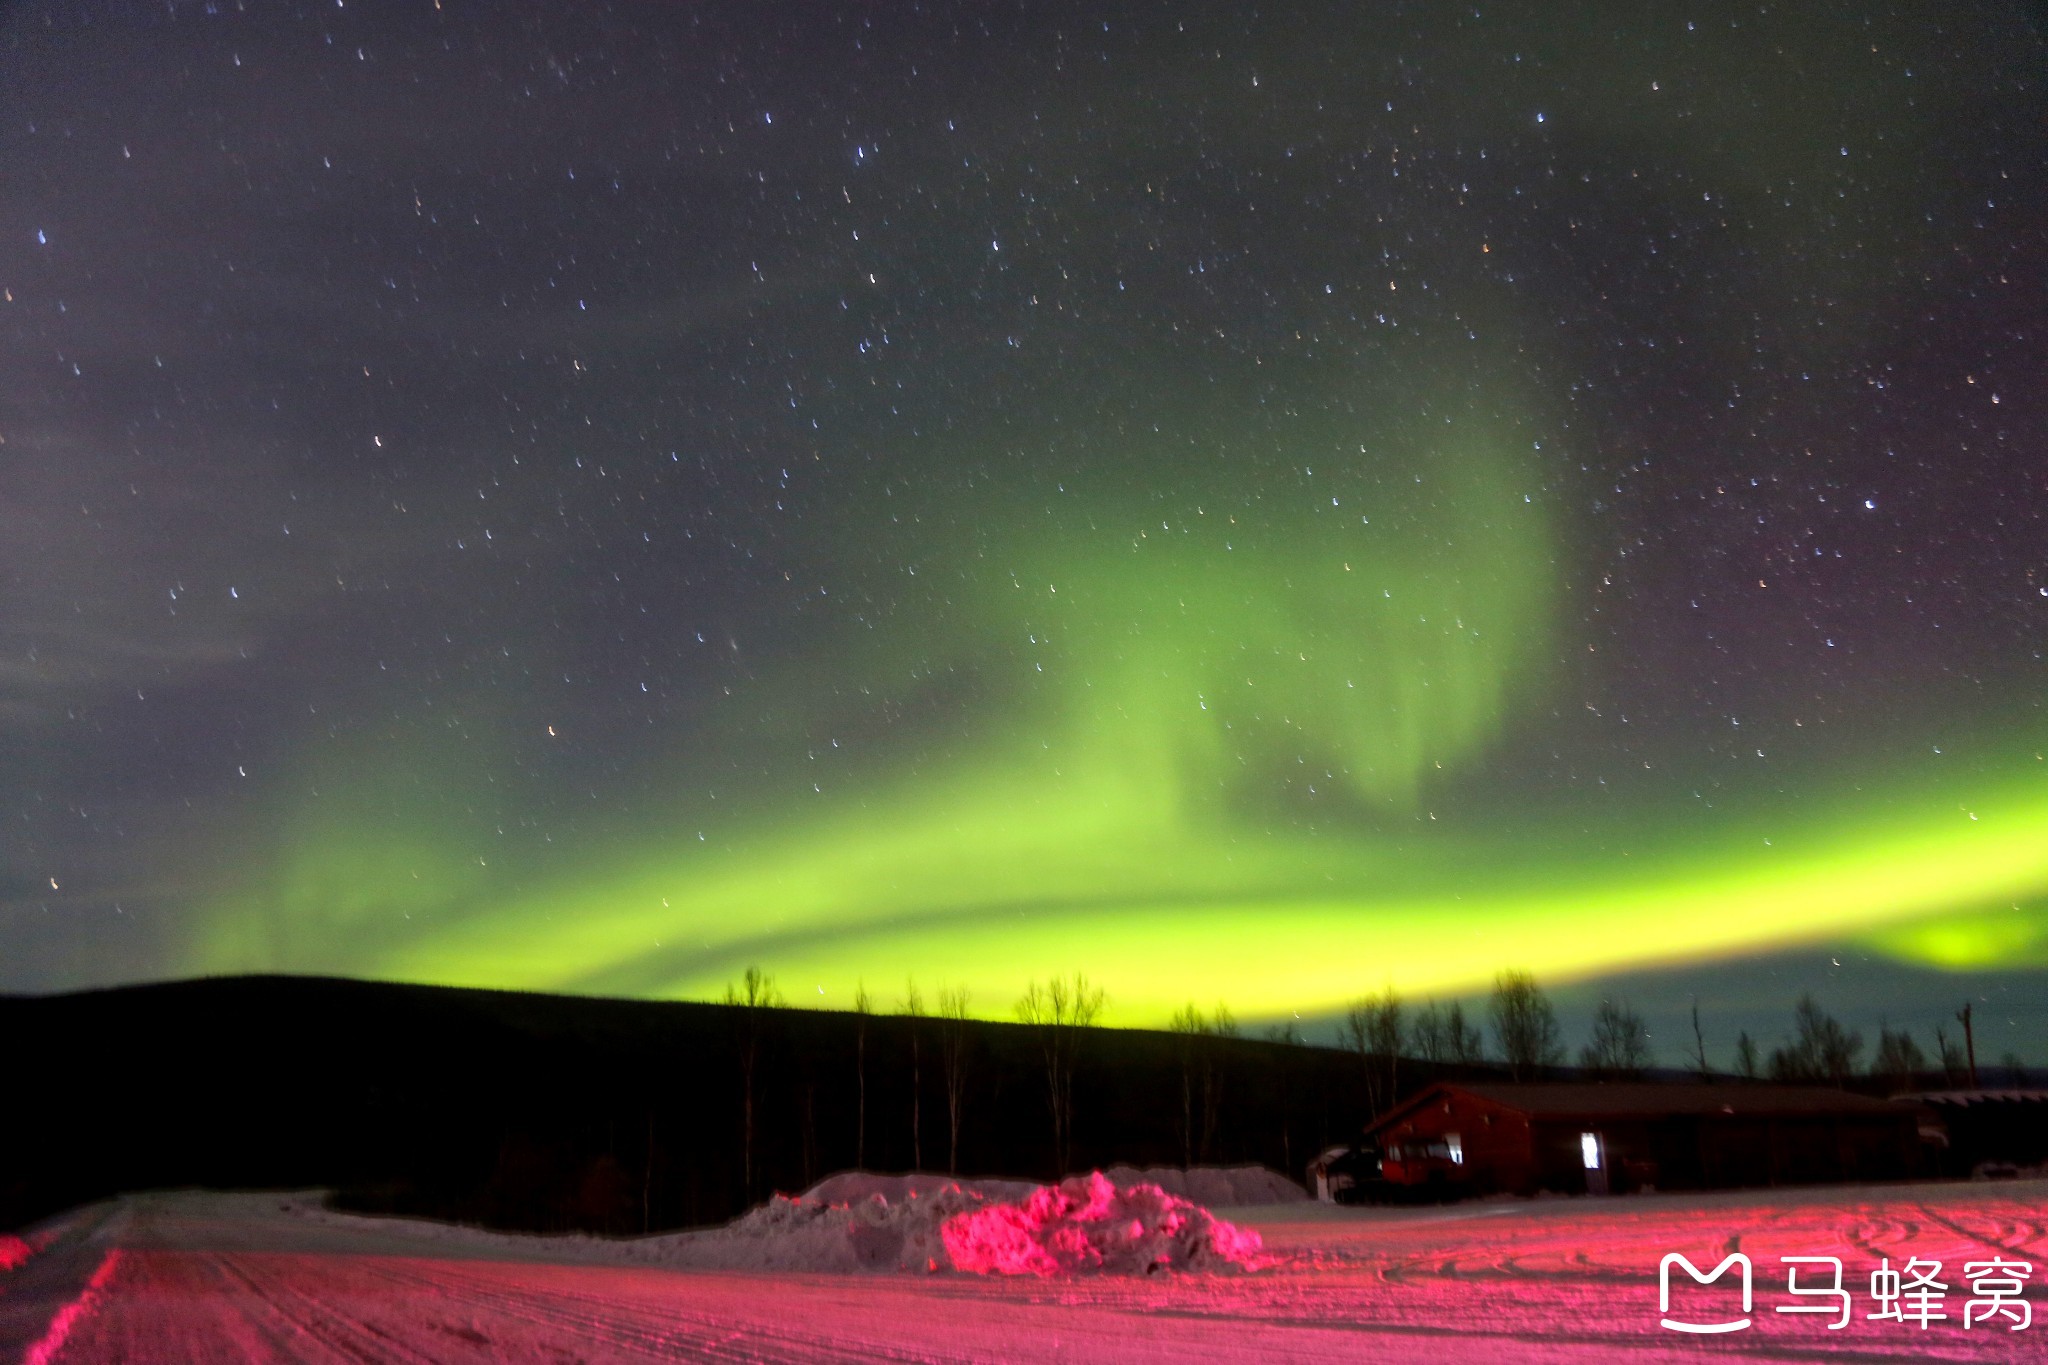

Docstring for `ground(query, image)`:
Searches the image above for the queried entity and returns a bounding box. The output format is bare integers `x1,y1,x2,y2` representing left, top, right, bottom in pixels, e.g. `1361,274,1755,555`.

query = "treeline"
0,975,1422,1236
1326,971,2025,1095
722,968,1212,1207
4,972,2023,1239
713,963,2021,1215
1730,997,2020,1092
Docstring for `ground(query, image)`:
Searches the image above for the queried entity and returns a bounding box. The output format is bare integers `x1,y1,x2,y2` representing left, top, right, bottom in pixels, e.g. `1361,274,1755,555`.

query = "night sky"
4,0,2044,1061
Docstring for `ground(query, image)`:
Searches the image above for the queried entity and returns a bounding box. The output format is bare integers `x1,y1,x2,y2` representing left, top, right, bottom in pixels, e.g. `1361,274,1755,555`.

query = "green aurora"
198,718,2048,1023
16,0,2041,1034
191,379,2048,1022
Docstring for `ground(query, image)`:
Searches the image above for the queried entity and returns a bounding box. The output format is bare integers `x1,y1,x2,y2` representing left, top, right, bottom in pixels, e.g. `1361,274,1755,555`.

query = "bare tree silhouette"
1167,1003,1209,1168
937,985,972,1174
1410,999,1484,1069
1489,970,1562,1081
1871,1022,1927,1092
1410,1000,1445,1064
901,978,926,1170
1443,1002,1483,1065
1015,973,1104,1175
1935,1024,1967,1085
1343,988,1403,1114
1768,995,1862,1087
1195,1003,1237,1161
1580,998,1651,1079
723,965,782,1199
1735,1030,1761,1080
851,981,872,1169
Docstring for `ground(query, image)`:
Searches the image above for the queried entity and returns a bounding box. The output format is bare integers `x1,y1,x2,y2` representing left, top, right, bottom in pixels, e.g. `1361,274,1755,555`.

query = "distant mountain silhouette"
3,975,1417,1234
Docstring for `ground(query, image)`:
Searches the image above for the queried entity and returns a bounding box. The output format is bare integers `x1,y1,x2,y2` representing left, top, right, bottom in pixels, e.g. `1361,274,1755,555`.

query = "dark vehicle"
1310,1141,1469,1205
1308,1143,1388,1204
1377,1135,1475,1201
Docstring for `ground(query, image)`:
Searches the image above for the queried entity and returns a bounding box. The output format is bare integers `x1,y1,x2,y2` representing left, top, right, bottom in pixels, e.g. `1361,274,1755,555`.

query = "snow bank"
803,1164,1302,1209
800,1171,1040,1208
275,1171,1268,1276
697,1173,1259,1275
1096,1165,1307,1207
942,1172,1263,1276
0,1210,95,1275
687,1182,979,1272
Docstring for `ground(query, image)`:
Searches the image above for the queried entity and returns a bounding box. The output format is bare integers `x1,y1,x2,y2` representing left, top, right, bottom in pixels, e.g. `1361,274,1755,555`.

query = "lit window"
1446,1133,1464,1164
1580,1132,1601,1170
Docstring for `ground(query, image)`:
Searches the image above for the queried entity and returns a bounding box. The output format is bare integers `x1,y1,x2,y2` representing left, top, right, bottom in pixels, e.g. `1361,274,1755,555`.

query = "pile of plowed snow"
692,1171,1264,1275
283,1169,1281,1275
802,1164,1304,1210
1096,1165,1307,1207
684,1181,978,1273
942,1172,1264,1275
801,1171,1041,1207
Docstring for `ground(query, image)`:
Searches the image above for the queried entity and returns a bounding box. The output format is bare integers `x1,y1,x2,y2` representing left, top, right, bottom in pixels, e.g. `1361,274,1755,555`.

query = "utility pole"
1956,1003,1979,1088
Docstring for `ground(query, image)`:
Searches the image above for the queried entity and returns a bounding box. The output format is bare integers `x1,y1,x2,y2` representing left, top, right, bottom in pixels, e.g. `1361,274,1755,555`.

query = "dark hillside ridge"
5,975,1460,1233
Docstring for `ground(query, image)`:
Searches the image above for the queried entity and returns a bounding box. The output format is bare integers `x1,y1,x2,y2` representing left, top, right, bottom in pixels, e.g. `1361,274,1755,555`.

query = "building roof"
1893,1089,2048,1107
1365,1081,1911,1136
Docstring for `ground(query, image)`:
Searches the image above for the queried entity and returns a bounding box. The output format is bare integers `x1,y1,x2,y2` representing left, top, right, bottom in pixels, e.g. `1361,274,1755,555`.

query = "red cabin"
1364,1081,1926,1197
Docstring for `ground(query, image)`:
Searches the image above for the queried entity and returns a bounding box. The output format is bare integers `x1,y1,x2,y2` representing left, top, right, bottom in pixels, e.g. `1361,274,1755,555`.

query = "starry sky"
3,0,2044,1061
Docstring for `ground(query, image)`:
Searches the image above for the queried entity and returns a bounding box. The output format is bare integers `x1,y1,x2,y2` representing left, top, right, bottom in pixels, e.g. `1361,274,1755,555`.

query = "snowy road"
4,1181,2043,1362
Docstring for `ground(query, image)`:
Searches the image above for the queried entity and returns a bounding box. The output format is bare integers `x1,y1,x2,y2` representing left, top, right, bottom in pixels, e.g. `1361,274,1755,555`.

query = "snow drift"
697,1171,1264,1275
800,1171,1040,1208
942,1172,1263,1275
702,1181,978,1273
35,1181,2048,1362
798,1164,1303,1211
279,1169,1278,1276
1095,1164,1307,1208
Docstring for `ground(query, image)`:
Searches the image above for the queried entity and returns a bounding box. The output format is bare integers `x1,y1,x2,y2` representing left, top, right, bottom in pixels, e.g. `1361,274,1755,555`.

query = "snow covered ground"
2,1177,2042,1362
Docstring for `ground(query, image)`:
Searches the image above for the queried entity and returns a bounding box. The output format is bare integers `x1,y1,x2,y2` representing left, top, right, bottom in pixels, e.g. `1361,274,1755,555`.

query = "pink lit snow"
2,1179,2043,1362
0,1236,31,1274
941,1172,1263,1276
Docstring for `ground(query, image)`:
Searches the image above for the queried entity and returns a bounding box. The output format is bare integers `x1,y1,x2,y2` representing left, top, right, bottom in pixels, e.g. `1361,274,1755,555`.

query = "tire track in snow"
0,1204,126,1364
45,1248,358,1365
350,1258,936,1363
351,1260,725,1363
21,1249,121,1365
1910,1202,2045,1263
205,1251,447,1365
29,1187,2048,1363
